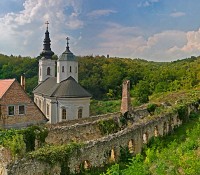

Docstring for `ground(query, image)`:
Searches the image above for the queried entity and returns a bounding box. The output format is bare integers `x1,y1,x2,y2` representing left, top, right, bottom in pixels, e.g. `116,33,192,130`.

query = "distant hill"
0,53,200,101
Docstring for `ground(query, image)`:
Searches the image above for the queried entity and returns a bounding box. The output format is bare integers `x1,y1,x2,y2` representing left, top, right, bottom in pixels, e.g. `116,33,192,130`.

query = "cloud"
170,12,186,18
92,23,200,61
138,0,159,7
87,9,117,18
0,0,83,57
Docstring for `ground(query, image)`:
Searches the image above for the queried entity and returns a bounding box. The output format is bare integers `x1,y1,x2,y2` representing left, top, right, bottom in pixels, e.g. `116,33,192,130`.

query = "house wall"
0,81,46,129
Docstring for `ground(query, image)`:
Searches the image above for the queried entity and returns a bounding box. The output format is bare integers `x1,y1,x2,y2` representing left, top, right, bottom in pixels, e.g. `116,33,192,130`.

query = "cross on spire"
66,37,70,50
45,21,49,30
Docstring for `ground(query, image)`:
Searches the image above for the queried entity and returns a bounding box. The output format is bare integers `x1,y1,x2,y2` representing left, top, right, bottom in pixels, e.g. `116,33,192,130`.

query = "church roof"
58,37,77,61
0,79,15,99
33,76,91,98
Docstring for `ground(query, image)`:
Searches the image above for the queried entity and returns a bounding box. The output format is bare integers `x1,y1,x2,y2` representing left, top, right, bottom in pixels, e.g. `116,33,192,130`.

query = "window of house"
47,104,50,116
70,66,72,73
62,108,66,120
62,66,64,72
47,67,51,75
8,106,15,116
19,105,25,115
78,108,83,119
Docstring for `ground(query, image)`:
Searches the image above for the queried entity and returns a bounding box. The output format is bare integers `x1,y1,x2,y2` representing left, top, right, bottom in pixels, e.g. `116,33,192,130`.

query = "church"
33,22,91,124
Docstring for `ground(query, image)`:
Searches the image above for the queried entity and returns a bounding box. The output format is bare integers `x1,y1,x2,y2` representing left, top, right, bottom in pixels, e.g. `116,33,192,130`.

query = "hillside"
0,53,200,102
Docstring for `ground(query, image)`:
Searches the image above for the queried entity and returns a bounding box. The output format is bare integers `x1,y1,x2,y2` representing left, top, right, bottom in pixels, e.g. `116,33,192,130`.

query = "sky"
0,0,200,61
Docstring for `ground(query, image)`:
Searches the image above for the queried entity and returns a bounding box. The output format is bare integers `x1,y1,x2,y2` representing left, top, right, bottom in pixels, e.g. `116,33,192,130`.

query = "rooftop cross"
45,21,49,30
66,37,70,50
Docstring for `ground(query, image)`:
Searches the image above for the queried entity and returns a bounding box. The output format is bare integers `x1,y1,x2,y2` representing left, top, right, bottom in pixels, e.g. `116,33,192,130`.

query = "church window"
47,104,50,116
47,67,51,75
62,108,67,120
39,68,41,76
70,66,72,73
75,66,77,73
62,66,64,72
78,108,83,119
8,106,15,116
19,105,25,115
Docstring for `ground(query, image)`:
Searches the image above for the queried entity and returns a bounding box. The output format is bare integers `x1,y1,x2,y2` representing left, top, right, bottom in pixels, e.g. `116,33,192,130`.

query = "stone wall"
46,112,121,145
1,102,198,175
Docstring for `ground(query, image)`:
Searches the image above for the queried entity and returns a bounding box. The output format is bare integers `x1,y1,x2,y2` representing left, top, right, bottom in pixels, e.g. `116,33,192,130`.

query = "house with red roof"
0,79,46,129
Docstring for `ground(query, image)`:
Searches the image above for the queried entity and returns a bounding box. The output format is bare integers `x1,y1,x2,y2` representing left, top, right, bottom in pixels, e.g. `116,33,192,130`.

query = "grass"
90,99,121,116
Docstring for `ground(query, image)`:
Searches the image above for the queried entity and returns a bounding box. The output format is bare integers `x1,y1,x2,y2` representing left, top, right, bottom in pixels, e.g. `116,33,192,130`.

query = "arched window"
62,66,64,72
154,126,159,137
47,67,51,75
128,140,135,153
78,108,82,119
75,66,77,73
70,66,72,73
143,132,148,144
62,108,66,120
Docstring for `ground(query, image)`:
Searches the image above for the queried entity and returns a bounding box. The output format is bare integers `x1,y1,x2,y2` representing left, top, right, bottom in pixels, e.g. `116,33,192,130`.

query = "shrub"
98,119,120,135
147,103,157,115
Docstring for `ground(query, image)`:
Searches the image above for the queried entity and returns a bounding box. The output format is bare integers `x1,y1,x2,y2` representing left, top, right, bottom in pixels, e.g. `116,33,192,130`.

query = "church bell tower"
38,21,55,84
57,37,78,83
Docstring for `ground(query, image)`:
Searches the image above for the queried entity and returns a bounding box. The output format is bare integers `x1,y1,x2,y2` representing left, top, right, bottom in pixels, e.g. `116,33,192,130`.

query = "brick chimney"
120,80,132,114
20,74,25,90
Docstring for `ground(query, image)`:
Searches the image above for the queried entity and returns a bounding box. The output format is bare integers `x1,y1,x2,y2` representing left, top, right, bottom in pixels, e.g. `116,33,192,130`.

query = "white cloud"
138,0,159,7
87,9,117,18
0,0,83,57
92,23,200,61
170,12,186,18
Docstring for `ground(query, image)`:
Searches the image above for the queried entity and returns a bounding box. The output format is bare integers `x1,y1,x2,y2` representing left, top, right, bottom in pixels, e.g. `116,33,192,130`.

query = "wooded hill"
0,54,199,103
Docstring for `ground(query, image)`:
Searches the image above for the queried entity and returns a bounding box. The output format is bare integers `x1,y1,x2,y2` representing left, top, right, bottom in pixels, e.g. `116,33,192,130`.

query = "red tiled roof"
0,79,15,99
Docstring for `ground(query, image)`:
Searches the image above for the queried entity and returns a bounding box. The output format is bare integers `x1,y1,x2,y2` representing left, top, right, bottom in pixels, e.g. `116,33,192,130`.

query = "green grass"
90,100,121,116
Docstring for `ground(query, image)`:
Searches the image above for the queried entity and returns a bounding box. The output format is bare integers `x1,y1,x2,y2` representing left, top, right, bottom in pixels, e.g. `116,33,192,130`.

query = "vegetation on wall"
0,125,48,156
98,118,120,135
101,113,200,175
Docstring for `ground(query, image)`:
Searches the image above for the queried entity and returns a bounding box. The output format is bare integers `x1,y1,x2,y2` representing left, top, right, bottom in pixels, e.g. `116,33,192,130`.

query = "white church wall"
57,60,78,83
57,98,90,122
39,59,55,84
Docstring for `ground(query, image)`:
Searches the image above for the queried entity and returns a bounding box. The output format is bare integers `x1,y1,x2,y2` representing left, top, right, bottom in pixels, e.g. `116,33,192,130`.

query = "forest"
1,53,200,174
0,53,199,104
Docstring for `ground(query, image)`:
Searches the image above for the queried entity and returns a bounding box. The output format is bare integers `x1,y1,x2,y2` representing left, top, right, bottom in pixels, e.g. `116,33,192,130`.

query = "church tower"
57,37,78,83
38,21,55,84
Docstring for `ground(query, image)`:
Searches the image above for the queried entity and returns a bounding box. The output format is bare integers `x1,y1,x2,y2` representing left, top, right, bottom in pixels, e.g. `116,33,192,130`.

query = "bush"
98,119,120,135
147,103,157,115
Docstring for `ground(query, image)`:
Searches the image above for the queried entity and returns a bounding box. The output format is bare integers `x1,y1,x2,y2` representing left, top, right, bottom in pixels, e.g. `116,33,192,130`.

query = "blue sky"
0,0,200,61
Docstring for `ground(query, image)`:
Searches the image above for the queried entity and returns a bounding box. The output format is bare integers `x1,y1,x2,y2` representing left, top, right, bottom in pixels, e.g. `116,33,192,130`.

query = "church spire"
40,21,54,59
66,37,71,52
